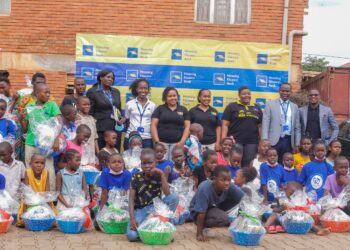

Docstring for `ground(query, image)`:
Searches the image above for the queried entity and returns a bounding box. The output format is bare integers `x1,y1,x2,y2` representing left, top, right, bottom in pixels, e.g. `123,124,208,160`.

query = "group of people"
0,69,347,242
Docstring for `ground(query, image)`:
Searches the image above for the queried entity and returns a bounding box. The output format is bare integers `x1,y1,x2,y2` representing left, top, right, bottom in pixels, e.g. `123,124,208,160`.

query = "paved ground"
1,223,349,250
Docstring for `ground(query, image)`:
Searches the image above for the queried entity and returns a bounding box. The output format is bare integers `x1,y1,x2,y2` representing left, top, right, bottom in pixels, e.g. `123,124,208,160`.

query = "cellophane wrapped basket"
229,193,266,246
97,189,129,234
80,165,100,185
56,208,86,234
0,190,20,225
0,209,14,233
138,197,176,245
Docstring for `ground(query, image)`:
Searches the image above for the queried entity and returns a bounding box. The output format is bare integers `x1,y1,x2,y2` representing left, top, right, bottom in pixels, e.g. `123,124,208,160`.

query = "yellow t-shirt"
293,153,311,173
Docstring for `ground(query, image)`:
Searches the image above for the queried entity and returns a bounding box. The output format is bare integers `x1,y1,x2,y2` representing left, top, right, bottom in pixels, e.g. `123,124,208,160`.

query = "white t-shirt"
252,157,264,188
0,160,26,200
125,98,156,139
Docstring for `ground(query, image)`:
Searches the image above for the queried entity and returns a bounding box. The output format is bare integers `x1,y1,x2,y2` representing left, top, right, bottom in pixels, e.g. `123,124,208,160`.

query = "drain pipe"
288,30,308,83
282,0,289,45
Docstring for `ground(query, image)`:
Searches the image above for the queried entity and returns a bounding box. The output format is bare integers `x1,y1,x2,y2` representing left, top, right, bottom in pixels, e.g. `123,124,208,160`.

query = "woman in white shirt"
124,79,156,149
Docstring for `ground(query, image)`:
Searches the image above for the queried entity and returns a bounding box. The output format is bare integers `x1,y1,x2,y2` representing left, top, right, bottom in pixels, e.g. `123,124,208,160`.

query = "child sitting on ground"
123,131,142,172
326,139,342,168
56,149,88,210
171,146,191,179
324,156,350,198
293,137,312,173
190,165,245,242
0,141,25,199
260,148,284,205
98,153,131,209
264,181,330,235
227,144,243,180
282,152,299,185
60,104,77,140
216,137,233,166
192,149,217,190
99,130,119,155
0,99,16,142
298,140,334,200
233,167,258,187
127,148,179,242
184,123,204,171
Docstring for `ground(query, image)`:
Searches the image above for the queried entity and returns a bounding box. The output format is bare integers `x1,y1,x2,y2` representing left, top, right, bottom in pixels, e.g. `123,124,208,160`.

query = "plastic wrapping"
21,205,55,220
17,76,33,97
0,209,13,233
280,210,314,234
22,185,58,206
26,106,63,157
123,147,141,170
0,190,20,214
80,165,100,185
138,197,176,245
97,189,129,234
81,143,96,166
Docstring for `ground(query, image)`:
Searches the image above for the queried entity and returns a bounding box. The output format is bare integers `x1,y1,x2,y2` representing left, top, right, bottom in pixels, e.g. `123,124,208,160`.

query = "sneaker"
203,228,216,238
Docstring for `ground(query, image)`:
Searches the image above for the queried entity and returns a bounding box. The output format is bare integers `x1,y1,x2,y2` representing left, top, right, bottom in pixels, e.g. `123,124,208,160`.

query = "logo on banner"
170,71,182,83
256,98,266,109
213,97,224,107
82,45,94,56
127,48,138,58
256,75,268,87
171,49,182,60
126,93,133,103
215,52,225,62
213,73,225,85
81,68,94,80
126,70,138,81
257,54,268,64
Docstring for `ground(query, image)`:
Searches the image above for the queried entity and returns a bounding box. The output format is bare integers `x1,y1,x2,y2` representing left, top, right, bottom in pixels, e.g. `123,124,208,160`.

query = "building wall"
0,0,308,102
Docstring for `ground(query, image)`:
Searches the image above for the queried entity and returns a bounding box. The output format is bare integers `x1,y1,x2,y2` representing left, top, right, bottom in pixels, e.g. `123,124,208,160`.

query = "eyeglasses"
309,94,319,97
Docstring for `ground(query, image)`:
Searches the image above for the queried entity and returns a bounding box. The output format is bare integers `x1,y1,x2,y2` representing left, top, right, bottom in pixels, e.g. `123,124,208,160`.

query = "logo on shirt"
215,52,225,62
171,49,182,60
257,54,268,64
267,179,278,193
311,175,323,190
177,111,183,116
127,47,138,58
81,67,94,80
82,45,94,56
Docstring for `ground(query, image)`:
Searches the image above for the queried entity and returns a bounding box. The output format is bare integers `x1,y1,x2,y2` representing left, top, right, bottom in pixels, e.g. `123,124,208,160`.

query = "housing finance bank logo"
256,75,268,87
82,45,94,56
257,54,268,64
170,71,182,83
213,97,224,107
215,52,225,62
171,49,182,60
126,70,138,82
81,68,94,80
213,73,225,85
127,48,138,58
255,98,266,109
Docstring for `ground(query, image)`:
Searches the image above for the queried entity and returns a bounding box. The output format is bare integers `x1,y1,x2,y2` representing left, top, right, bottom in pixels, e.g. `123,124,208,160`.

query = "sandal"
267,225,277,234
276,225,285,233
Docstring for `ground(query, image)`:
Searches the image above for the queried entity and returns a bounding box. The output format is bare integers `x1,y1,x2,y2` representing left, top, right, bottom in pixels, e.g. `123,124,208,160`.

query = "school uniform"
259,162,284,202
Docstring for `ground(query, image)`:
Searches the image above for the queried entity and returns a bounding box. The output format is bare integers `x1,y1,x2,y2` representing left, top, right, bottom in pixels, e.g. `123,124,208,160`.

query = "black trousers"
273,136,292,164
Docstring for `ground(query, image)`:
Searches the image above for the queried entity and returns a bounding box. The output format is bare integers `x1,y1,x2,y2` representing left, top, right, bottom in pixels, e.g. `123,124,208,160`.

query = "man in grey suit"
262,83,299,162
297,89,339,145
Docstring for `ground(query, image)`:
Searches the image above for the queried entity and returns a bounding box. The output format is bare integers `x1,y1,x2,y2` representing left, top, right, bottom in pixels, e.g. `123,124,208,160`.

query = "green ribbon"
239,211,260,225
108,204,124,215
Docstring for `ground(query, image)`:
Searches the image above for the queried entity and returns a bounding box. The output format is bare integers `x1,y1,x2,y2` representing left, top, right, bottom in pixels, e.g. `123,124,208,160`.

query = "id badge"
282,124,289,132
112,106,119,121
137,127,144,133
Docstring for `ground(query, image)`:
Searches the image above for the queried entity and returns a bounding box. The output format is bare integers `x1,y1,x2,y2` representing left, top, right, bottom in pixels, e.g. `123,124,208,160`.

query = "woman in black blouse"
189,89,221,151
86,69,125,150
222,86,263,166
151,87,190,160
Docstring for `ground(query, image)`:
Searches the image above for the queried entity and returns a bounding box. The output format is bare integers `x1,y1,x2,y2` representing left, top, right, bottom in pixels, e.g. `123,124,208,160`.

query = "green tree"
302,55,329,72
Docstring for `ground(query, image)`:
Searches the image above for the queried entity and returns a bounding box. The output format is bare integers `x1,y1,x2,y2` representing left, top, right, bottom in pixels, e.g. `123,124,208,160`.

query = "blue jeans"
126,193,179,241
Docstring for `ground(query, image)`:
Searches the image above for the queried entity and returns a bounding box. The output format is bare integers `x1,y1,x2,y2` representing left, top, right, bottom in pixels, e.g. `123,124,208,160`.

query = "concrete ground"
1,223,349,250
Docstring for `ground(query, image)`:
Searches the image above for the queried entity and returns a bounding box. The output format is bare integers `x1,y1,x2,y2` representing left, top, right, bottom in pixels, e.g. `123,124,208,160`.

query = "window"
195,0,251,24
0,0,11,16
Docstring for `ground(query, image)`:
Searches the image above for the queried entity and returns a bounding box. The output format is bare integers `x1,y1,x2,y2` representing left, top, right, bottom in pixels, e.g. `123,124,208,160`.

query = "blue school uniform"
156,160,177,183
228,165,240,180
283,168,299,184
298,160,334,199
0,173,5,190
98,168,132,191
259,162,284,202
0,118,16,139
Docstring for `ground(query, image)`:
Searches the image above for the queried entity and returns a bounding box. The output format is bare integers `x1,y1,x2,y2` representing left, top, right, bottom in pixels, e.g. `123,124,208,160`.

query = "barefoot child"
216,137,233,166
127,148,179,242
326,139,342,168
56,149,88,210
192,149,217,190
293,137,312,173
184,123,204,170
190,165,244,241
282,152,298,185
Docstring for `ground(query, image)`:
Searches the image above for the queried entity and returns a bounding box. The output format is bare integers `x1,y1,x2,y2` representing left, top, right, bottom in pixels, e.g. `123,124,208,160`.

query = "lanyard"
102,89,113,106
136,102,149,125
280,100,289,122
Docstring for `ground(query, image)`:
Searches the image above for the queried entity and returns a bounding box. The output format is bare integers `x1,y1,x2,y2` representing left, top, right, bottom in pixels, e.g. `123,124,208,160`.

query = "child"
282,152,298,185
56,149,88,210
100,130,119,155
260,148,284,204
0,99,16,141
21,83,61,191
0,173,5,190
17,154,56,226
298,140,334,200
76,96,98,155
96,150,110,171
98,153,132,209
60,104,77,140
171,146,191,179
264,181,330,235
192,149,217,190
127,148,179,242
190,165,244,242
154,142,175,182
184,123,204,170
63,124,91,156
123,131,142,171
326,139,342,168
293,137,312,173
233,167,258,187
228,144,243,180
217,137,233,165
252,139,271,178
0,141,25,199
324,156,350,198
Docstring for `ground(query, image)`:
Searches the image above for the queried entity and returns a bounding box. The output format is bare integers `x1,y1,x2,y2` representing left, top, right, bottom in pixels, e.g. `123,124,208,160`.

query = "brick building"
0,0,308,103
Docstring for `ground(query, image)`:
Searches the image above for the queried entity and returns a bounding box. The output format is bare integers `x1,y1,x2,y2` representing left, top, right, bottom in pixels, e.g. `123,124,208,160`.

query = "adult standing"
124,79,156,149
297,89,339,145
222,86,263,166
151,87,190,160
87,69,124,150
262,83,299,162
189,89,221,151
60,77,86,108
